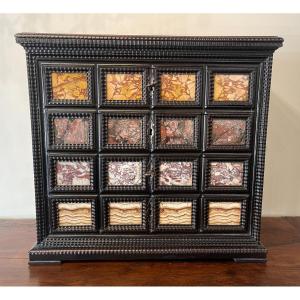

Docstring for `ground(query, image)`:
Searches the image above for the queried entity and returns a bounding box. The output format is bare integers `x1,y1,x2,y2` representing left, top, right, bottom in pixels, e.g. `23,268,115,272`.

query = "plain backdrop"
0,14,299,217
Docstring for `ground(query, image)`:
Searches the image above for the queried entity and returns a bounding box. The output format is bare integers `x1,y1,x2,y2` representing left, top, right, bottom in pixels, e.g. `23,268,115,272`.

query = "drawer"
100,196,148,233
41,63,96,107
46,109,96,151
205,64,259,108
49,196,97,234
48,154,97,193
153,111,201,152
153,155,200,193
151,196,198,233
201,194,249,233
100,155,149,193
204,111,254,152
202,153,251,193
99,110,149,152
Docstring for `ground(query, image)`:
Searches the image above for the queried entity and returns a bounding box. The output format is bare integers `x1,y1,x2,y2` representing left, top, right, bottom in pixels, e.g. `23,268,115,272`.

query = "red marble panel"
160,119,194,145
210,162,244,186
211,119,246,146
159,162,193,186
53,118,89,145
107,118,142,145
108,161,142,186
56,161,91,186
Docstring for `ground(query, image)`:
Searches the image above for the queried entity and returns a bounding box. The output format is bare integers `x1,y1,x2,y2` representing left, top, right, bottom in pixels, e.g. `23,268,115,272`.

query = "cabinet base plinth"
28,237,267,263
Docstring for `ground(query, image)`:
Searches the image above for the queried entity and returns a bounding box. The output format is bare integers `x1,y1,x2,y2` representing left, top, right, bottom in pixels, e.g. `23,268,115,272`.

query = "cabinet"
15,34,283,263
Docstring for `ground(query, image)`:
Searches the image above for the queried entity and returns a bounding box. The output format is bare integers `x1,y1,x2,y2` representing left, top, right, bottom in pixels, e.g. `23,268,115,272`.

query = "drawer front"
40,62,259,236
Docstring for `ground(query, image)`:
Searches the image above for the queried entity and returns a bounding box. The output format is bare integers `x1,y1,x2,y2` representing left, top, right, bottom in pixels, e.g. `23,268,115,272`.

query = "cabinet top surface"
15,33,283,51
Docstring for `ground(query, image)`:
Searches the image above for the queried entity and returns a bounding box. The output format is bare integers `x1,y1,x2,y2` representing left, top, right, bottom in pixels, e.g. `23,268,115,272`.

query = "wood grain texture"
58,203,92,226
159,202,192,225
0,218,299,286
109,202,142,225
208,202,241,226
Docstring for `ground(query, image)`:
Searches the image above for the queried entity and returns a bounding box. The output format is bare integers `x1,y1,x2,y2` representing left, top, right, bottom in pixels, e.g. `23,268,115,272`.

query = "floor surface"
0,217,299,286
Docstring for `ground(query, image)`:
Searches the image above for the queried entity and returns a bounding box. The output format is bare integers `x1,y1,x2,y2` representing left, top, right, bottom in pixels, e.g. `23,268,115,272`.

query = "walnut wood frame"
15,33,283,263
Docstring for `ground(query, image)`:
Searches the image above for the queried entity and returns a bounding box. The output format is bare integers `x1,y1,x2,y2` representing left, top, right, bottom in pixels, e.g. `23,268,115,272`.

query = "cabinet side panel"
251,55,273,241
26,53,48,243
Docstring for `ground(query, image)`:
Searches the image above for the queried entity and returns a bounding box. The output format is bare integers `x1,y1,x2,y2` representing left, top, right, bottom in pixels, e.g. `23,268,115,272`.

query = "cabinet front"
42,62,258,237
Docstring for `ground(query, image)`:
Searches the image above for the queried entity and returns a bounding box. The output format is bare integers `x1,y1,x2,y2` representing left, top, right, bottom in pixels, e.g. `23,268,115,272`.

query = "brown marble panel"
159,202,192,225
108,161,142,186
211,119,246,146
58,203,92,226
56,161,91,186
53,118,89,145
106,73,143,101
213,74,249,101
210,162,244,186
159,162,193,186
109,202,142,225
107,118,142,145
160,119,194,145
208,202,242,225
51,72,88,101
160,73,196,101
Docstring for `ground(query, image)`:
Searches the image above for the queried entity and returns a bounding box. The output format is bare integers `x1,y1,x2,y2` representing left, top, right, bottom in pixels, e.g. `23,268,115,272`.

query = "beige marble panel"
159,202,192,225
58,203,92,226
109,202,142,225
208,202,242,225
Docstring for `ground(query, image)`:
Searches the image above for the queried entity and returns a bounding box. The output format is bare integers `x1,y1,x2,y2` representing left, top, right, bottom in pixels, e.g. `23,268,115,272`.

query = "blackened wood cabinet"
15,33,283,263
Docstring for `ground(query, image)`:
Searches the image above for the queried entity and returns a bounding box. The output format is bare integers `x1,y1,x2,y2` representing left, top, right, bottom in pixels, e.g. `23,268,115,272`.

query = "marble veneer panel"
106,73,143,101
58,203,92,226
208,202,242,225
56,161,91,186
210,162,244,186
51,72,88,101
160,119,194,145
213,74,249,101
159,162,193,186
53,117,89,145
107,118,142,145
159,202,192,225
109,202,142,225
160,73,196,101
211,119,246,146
108,161,142,186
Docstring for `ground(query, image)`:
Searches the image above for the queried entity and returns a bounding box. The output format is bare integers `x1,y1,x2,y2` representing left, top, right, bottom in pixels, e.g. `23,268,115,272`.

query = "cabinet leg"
233,258,267,263
29,260,62,265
